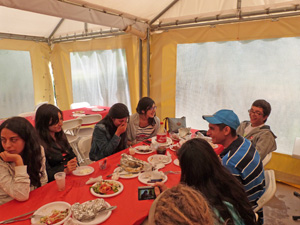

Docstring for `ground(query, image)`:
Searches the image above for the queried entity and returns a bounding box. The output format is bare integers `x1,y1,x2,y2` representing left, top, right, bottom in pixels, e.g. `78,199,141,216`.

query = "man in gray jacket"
237,99,277,160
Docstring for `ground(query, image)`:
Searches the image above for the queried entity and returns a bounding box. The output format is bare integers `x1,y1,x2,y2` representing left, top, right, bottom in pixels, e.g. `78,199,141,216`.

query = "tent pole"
139,38,143,99
146,28,150,97
149,0,179,25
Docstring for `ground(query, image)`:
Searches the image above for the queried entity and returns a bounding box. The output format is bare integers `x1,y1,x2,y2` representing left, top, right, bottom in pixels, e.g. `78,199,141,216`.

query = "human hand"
153,182,168,197
0,151,24,166
115,122,127,136
65,157,77,174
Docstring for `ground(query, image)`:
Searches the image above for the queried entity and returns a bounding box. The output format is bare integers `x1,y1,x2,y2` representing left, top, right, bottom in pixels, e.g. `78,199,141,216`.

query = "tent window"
176,37,300,155
0,50,34,118
70,49,131,110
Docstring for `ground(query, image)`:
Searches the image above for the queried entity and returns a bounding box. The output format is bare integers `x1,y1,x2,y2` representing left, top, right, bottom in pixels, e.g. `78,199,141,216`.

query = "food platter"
138,171,167,185
134,145,154,154
151,137,172,147
72,166,95,176
113,167,140,179
71,200,112,225
148,155,172,165
169,144,180,152
90,180,124,198
31,201,71,225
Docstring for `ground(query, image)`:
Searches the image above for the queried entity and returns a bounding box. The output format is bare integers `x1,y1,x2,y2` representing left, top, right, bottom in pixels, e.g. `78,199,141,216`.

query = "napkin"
86,175,103,185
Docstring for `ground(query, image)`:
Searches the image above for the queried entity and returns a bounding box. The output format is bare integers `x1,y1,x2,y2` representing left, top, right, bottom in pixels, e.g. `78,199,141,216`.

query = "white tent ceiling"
1,0,300,43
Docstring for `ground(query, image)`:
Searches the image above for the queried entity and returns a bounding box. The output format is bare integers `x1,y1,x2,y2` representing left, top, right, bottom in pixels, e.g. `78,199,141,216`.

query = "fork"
164,171,181,175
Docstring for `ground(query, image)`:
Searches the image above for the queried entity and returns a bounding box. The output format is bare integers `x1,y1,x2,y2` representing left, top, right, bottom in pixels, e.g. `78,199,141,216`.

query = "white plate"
148,155,172,165
173,159,179,166
91,108,105,112
169,144,180,152
134,145,154,154
71,201,112,225
113,167,140,179
151,137,172,147
90,180,124,198
72,166,95,176
138,171,168,185
31,201,71,225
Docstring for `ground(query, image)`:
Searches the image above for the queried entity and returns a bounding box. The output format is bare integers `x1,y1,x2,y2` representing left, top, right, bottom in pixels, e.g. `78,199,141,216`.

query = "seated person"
35,104,77,182
153,138,256,225
89,103,129,161
203,109,265,223
127,97,160,145
0,117,47,205
237,99,277,160
145,184,214,225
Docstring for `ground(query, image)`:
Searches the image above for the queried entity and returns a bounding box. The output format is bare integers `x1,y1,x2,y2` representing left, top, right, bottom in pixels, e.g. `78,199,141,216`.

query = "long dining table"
0,140,182,225
0,106,110,127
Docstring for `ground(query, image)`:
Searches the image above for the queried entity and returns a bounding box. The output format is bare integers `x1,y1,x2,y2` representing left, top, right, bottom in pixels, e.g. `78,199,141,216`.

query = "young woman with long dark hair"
89,103,130,161
177,138,257,224
127,97,160,145
0,117,47,205
35,104,77,182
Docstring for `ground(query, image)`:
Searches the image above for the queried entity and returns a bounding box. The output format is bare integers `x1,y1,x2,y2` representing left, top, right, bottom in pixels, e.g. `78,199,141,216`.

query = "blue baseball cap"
202,109,240,130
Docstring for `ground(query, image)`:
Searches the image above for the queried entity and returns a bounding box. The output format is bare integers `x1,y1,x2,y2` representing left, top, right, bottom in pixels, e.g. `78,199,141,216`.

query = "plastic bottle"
156,121,167,143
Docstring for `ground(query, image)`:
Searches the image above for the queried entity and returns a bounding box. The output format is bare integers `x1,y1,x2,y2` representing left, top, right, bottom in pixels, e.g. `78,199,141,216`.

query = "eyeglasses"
248,109,263,116
149,106,157,111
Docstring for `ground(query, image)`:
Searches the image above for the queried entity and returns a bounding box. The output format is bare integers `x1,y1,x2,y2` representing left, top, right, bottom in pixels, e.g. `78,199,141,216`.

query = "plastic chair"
62,118,84,163
254,169,276,213
70,102,91,109
78,114,102,138
34,101,48,111
18,111,36,120
262,152,272,167
78,136,93,165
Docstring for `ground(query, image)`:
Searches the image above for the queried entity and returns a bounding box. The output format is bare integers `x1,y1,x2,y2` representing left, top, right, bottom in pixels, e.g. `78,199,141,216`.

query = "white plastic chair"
262,152,272,167
70,102,91,109
18,111,36,119
254,169,276,213
78,136,93,165
78,114,102,138
292,137,300,159
62,118,84,163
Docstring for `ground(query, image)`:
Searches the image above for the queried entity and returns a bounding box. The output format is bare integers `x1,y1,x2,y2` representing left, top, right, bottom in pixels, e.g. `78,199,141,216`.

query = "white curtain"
70,49,131,111
176,37,300,155
0,50,35,118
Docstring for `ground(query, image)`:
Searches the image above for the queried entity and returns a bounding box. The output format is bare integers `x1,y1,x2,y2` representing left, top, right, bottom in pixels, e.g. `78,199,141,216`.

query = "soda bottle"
156,121,167,143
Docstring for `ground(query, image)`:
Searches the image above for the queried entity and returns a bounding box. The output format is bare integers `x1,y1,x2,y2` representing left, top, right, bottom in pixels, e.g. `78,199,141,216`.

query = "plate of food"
148,154,172,165
138,171,168,185
151,137,172,147
134,145,154,154
113,167,140,179
90,180,123,198
72,166,95,176
31,201,71,225
169,143,180,152
71,199,113,225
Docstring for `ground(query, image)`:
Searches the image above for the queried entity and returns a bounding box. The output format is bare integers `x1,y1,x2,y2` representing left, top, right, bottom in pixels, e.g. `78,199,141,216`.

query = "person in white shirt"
237,99,277,160
0,117,47,205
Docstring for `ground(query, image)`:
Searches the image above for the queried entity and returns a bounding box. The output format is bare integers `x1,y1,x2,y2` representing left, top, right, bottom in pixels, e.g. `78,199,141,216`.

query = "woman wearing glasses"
89,103,130,161
127,97,160,145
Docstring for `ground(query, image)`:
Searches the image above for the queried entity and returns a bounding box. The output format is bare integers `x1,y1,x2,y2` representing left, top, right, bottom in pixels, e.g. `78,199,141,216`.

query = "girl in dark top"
35,104,77,182
89,103,129,161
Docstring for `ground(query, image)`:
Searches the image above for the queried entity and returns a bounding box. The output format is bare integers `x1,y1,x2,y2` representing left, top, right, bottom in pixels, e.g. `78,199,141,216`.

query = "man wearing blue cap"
203,109,265,222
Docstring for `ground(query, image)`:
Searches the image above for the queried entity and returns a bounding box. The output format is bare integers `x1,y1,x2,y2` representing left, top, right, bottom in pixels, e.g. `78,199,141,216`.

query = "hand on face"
115,121,127,136
0,151,24,166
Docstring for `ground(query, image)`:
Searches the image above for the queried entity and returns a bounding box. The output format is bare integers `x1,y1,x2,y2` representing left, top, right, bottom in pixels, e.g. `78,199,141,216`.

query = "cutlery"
163,171,181,175
0,210,36,224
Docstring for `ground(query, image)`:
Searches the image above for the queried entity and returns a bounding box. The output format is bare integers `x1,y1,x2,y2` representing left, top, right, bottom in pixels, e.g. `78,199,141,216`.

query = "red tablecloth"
0,144,181,225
